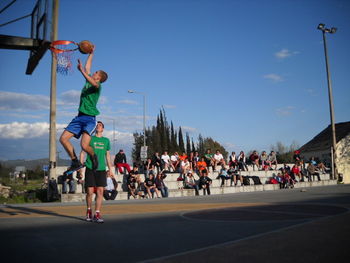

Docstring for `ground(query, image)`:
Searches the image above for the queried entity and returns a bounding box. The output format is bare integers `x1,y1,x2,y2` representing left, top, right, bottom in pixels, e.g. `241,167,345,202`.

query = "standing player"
59,46,108,174
81,121,114,223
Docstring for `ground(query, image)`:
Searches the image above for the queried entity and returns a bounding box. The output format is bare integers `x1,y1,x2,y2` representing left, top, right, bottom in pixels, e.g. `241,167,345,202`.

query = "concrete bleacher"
59,164,337,203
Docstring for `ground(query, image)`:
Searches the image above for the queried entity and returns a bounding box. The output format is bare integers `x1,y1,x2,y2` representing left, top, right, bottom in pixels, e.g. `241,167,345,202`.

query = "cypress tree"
178,126,185,153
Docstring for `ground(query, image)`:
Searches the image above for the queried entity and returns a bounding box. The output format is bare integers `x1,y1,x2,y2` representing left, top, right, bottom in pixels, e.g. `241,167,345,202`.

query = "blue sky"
0,0,349,161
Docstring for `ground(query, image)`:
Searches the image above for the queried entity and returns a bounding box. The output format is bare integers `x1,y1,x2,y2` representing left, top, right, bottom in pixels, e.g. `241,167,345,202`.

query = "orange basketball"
78,40,94,54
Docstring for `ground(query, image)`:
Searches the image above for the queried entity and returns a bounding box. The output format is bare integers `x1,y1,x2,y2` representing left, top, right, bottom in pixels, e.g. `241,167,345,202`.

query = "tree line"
132,108,228,162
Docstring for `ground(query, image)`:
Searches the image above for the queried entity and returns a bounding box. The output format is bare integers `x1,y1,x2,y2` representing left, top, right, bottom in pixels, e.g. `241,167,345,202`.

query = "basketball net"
50,40,79,75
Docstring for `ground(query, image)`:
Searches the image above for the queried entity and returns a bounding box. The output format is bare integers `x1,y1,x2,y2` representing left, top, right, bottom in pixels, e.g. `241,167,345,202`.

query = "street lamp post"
128,90,146,147
317,23,338,180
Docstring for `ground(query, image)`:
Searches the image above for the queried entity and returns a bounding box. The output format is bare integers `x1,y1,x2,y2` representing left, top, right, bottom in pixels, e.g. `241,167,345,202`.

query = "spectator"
135,177,146,199
155,172,168,197
260,151,270,171
179,152,188,162
228,151,238,170
103,173,118,200
237,151,248,171
180,157,191,179
218,165,230,187
204,149,215,172
196,157,207,174
192,151,200,172
228,166,243,186
307,162,321,182
129,165,141,181
127,173,137,199
184,171,199,196
152,152,162,173
293,150,301,163
144,173,160,198
268,151,278,170
249,150,260,171
170,152,180,172
199,169,212,195
213,150,226,168
161,151,171,171
291,163,304,182
144,158,155,179
62,174,76,194
114,149,131,174
188,151,195,171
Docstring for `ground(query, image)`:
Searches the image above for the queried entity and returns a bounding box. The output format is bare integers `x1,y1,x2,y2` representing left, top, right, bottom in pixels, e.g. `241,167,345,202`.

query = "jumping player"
80,121,114,223
59,46,108,174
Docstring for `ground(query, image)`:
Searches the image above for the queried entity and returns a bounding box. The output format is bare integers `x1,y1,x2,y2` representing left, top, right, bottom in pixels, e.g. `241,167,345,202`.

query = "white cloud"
0,122,65,139
182,126,197,133
275,48,299,59
275,106,295,116
59,90,81,105
117,99,138,105
263,73,284,82
163,104,176,109
0,91,50,111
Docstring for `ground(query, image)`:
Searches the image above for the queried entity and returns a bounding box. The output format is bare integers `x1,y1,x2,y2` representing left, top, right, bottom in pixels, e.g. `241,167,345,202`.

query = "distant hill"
0,158,71,170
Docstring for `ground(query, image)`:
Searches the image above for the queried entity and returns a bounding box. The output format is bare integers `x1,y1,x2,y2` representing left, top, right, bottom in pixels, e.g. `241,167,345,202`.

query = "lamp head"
330,27,337,34
317,23,325,30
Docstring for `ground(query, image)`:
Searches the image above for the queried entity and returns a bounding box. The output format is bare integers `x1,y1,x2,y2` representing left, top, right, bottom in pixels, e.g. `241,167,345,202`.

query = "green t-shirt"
86,136,110,171
205,153,213,160
78,80,101,116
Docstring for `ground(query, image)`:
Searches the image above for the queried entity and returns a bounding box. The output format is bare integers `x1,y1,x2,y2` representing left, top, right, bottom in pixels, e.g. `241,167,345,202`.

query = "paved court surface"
1,184,349,262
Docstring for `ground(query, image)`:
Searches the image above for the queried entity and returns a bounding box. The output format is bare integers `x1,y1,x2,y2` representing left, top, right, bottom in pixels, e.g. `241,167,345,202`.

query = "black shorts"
85,168,107,187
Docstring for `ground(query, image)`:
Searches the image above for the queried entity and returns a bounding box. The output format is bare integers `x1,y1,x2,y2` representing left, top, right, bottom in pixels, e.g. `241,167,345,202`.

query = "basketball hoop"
50,40,79,75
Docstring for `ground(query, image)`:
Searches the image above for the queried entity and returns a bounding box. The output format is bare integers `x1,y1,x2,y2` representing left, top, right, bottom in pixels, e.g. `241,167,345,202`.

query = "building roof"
299,121,350,153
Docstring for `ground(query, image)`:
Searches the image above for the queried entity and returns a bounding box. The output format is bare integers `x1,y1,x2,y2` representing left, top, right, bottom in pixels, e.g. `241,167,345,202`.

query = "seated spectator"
204,149,215,172
199,169,212,195
237,151,248,171
178,152,188,162
103,172,118,200
228,151,238,170
282,169,295,188
310,157,317,166
161,151,172,171
227,166,243,186
249,150,260,171
196,157,207,174
135,177,146,199
218,165,231,187
317,162,327,174
127,173,137,199
184,171,199,196
155,172,168,197
144,173,160,198
213,150,226,168
129,165,141,181
143,158,155,179
152,152,162,172
170,152,180,172
268,151,278,170
260,151,271,170
180,157,191,179
291,163,304,182
307,163,321,182
192,151,200,171
62,173,76,194
114,149,131,174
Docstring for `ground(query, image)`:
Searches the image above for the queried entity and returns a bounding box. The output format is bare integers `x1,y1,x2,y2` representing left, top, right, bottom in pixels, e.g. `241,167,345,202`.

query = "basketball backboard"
0,0,53,74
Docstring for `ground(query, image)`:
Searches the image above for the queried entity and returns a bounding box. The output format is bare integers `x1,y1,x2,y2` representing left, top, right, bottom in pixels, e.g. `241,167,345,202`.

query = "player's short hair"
98,70,108,83
97,121,104,128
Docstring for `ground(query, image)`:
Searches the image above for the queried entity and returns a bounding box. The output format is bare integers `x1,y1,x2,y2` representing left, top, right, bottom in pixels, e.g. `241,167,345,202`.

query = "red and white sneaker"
93,212,104,223
86,209,92,222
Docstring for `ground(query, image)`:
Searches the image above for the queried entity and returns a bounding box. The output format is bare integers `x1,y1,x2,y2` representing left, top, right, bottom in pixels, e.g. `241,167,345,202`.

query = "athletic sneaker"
86,209,92,222
92,154,99,171
93,212,104,223
64,159,84,175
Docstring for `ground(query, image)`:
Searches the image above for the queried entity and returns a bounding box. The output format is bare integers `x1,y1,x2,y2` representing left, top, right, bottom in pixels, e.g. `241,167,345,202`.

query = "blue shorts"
65,114,96,139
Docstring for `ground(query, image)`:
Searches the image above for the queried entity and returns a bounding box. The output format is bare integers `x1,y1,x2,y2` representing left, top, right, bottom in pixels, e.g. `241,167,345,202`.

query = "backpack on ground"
251,176,262,185
243,176,250,185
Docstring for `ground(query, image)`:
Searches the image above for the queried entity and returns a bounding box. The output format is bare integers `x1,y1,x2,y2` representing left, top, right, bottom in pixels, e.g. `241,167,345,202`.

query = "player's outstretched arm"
77,59,99,88
84,45,95,74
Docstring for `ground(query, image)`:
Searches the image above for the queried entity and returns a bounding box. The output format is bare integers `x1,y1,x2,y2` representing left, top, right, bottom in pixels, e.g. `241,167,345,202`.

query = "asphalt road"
1,184,349,263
